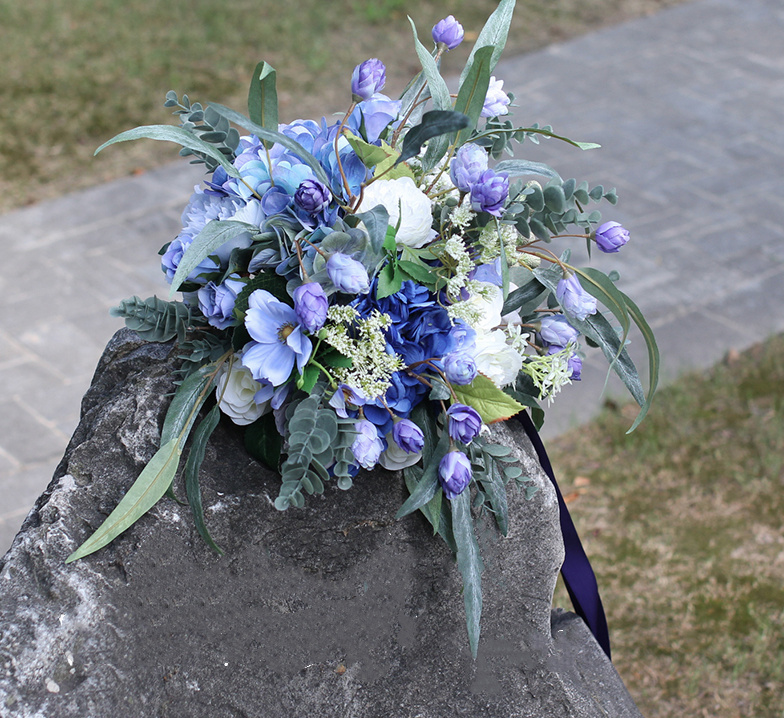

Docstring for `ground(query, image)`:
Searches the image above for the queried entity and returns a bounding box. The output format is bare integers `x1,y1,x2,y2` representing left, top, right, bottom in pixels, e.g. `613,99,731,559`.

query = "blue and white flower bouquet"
68,1,658,656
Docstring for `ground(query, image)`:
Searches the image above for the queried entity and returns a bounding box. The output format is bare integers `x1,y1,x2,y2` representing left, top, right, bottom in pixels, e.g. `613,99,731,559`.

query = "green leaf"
65,438,181,563
477,454,509,535
573,266,631,354
396,110,471,165
352,204,390,254
244,412,282,470
184,405,224,555
95,124,241,179
501,278,547,316
396,428,450,519
207,103,335,192
170,220,257,296
494,159,561,181
110,296,192,343
376,262,404,299
398,259,436,286
298,364,321,394
472,125,601,151
458,0,516,87
320,350,353,369
451,489,484,658
160,364,216,447
345,133,396,169
454,46,493,144
453,374,525,424
232,272,289,320
247,61,278,147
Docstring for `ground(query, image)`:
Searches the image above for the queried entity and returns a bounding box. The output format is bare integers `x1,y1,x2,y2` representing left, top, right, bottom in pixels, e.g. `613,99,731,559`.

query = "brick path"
2,0,783,553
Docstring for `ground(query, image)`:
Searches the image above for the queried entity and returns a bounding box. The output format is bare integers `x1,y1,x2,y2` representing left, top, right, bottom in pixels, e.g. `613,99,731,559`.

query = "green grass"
1,0,685,214
550,334,784,717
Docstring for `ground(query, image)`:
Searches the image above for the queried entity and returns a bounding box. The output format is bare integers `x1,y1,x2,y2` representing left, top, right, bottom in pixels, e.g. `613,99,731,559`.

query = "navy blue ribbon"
518,411,611,659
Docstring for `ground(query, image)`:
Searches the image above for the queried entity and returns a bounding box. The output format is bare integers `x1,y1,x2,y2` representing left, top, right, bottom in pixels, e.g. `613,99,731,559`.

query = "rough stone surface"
0,330,642,717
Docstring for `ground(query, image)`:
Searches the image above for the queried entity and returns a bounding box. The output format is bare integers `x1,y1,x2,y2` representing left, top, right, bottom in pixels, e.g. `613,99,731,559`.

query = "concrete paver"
2,0,783,554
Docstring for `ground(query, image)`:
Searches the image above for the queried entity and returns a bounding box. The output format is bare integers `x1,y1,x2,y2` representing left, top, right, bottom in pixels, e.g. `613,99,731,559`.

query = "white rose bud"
216,361,272,426
357,177,434,248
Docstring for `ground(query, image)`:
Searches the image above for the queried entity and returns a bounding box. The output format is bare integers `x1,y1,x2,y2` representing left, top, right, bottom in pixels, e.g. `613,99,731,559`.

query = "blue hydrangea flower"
351,419,385,469
470,169,509,216
241,289,312,387
556,274,597,321
594,221,630,253
432,15,464,50
447,404,483,444
392,419,425,454
351,59,386,101
539,315,579,347
438,450,472,499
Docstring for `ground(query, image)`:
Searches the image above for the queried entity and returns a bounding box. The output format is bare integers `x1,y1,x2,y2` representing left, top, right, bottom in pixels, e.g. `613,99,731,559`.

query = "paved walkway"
2,0,783,554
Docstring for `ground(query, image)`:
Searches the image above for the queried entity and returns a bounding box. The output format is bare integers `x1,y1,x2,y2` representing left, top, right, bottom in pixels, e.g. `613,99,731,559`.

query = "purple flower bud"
450,143,488,193
294,179,331,215
447,403,483,445
568,352,582,380
481,76,511,118
438,450,472,500
594,221,630,254
444,352,477,385
351,58,386,102
352,419,385,470
432,15,464,50
556,274,597,321
470,169,509,217
293,281,328,333
392,419,425,454
326,253,370,295
539,315,579,347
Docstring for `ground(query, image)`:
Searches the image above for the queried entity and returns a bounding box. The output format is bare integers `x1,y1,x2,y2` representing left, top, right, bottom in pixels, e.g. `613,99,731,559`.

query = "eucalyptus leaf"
170,220,257,296
451,489,484,658
352,205,390,254
95,125,242,179
396,429,450,519
65,438,181,563
160,363,216,447
494,159,561,181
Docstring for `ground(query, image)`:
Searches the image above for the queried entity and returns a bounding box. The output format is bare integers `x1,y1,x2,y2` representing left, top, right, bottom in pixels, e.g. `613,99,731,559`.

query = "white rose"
356,177,434,248
464,282,521,331
216,361,272,425
378,430,423,470
472,329,523,387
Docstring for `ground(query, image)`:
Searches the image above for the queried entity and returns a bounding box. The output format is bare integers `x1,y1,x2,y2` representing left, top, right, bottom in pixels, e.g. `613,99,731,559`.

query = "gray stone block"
0,331,642,717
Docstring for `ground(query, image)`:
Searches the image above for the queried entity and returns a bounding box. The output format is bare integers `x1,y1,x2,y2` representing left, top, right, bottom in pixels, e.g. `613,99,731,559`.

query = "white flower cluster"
477,222,532,266
521,347,574,403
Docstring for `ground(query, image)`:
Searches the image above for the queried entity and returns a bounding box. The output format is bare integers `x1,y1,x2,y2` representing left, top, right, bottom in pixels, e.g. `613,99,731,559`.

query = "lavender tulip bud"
351,419,384,470
294,179,331,215
432,15,464,50
470,169,509,217
351,58,386,102
326,253,370,295
539,314,579,347
392,419,425,454
556,273,597,321
450,143,488,193
438,450,472,500
446,403,483,445
594,221,630,253
293,281,328,333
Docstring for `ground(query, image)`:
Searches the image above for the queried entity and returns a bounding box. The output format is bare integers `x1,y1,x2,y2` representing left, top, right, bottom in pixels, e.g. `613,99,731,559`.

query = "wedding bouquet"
67,0,658,656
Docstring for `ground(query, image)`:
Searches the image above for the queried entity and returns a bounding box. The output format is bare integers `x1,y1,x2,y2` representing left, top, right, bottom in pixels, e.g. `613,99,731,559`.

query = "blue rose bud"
481,76,511,118
539,314,579,347
438,450,472,500
594,221,630,253
444,352,478,385
470,169,509,217
197,274,245,329
351,418,385,470
392,419,425,454
294,179,331,215
432,15,464,50
351,58,386,102
326,253,370,295
556,273,597,321
293,281,328,333
447,403,483,445
450,143,488,193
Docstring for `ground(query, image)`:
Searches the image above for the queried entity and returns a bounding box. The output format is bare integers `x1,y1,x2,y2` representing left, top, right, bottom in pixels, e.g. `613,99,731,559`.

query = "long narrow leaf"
65,439,181,563
184,405,224,554
471,125,601,151
476,453,509,535
494,159,561,181
396,429,450,519
451,490,484,658
160,364,216,446
94,125,242,178
247,61,278,143
170,220,257,296
208,103,334,192
396,111,470,166
454,46,493,145
501,277,547,316
458,0,516,87
573,266,631,355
